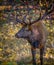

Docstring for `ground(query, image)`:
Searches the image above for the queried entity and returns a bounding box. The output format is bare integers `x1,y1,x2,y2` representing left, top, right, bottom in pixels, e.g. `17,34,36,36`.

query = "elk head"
15,24,31,39
15,14,32,39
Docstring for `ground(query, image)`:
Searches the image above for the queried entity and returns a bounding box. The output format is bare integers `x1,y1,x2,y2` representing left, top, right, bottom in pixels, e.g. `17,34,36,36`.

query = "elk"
15,17,48,65
15,2,54,65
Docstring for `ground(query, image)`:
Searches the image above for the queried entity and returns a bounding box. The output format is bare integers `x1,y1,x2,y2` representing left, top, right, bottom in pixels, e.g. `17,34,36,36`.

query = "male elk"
15,2,54,65
15,19,47,65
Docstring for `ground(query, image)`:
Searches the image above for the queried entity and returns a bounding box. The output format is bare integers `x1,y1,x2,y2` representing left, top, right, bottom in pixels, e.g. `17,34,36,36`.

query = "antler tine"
16,12,28,25
23,13,29,24
30,2,54,25
16,7,31,25
23,5,34,25
29,7,41,25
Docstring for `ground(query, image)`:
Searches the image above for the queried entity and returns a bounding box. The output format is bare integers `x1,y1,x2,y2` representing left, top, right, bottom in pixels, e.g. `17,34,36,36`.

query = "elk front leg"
31,47,36,65
40,47,44,65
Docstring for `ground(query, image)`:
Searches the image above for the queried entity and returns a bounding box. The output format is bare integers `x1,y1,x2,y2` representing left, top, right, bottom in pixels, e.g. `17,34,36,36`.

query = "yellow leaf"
40,3,43,6
0,48,2,51
50,29,53,32
45,53,49,59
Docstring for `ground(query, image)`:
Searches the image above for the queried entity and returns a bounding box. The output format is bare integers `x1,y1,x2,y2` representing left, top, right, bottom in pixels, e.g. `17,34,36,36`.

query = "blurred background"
0,0,54,65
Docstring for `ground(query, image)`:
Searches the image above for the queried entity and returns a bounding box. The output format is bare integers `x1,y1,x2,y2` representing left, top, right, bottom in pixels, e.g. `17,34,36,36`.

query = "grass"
0,58,54,65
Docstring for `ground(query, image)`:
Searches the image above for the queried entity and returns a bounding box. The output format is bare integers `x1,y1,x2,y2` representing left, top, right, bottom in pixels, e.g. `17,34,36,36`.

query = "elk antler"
29,2,54,25
16,5,33,25
16,12,29,25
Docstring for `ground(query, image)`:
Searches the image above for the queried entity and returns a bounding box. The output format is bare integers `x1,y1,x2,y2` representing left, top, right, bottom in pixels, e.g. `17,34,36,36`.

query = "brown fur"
29,21,47,49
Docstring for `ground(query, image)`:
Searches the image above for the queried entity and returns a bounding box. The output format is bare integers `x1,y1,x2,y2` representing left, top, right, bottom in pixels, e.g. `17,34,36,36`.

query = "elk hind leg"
31,47,36,65
40,47,44,65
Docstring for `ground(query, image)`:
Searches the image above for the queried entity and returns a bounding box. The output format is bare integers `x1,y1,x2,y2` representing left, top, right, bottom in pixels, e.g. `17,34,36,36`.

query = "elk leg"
31,47,36,65
40,47,44,65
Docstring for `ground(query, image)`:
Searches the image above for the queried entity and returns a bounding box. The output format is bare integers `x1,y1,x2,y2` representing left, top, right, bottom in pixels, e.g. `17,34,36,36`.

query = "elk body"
15,21,47,65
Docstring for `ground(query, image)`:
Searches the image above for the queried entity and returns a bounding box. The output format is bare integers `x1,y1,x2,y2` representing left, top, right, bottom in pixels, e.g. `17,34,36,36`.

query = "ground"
0,58,54,65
